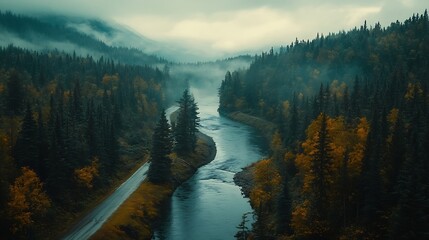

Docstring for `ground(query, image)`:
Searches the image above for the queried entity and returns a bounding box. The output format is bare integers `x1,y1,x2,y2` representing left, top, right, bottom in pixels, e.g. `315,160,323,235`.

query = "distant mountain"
0,11,165,65
0,11,239,64
39,15,238,63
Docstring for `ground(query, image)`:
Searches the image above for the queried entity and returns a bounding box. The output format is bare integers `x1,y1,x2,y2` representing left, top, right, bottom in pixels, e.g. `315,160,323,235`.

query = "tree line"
0,11,166,66
220,10,429,239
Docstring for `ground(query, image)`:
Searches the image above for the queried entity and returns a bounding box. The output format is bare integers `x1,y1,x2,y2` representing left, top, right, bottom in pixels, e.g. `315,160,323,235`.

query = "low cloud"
1,0,427,60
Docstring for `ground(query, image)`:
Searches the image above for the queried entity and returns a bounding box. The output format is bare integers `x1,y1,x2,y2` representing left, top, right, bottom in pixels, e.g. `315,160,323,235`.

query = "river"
153,89,268,240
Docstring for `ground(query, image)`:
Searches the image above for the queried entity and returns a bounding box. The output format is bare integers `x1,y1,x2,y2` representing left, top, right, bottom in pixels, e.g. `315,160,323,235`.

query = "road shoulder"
91,132,216,240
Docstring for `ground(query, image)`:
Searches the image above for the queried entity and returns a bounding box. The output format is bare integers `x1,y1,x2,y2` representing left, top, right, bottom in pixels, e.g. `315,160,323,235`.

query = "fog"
2,0,426,62
0,28,104,58
59,17,205,62
166,56,252,104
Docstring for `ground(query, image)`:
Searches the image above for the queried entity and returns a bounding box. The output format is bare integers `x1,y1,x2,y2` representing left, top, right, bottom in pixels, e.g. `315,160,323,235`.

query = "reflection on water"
154,91,267,240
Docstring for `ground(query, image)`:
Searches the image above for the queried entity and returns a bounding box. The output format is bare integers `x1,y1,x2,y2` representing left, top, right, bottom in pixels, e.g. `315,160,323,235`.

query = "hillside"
0,45,168,239
0,11,165,65
220,10,429,239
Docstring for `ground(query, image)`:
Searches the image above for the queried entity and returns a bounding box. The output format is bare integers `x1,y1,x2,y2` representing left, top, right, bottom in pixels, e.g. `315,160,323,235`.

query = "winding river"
154,89,268,240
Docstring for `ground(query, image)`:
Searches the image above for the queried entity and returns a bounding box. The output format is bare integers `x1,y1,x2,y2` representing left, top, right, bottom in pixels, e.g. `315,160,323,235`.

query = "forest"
1,5,429,240
0,45,169,239
220,10,429,239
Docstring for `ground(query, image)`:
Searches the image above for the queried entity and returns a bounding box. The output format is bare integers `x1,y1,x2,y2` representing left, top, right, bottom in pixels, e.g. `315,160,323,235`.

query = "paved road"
63,106,178,240
63,162,150,240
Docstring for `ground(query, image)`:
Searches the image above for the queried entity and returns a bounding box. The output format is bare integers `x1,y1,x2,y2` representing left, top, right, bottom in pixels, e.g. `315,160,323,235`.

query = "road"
62,162,150,240
63,106,178,240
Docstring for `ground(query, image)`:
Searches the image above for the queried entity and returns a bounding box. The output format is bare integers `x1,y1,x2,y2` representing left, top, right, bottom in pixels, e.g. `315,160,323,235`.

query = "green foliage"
13,105,38,172
5,70,24,116
0,44,167,238
148,110,173,184
174,89,200,155
229,11,429,239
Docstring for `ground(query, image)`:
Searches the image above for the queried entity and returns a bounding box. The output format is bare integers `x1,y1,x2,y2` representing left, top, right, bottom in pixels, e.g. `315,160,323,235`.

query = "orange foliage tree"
74,158,99,189
8,167,51,234
292,114,369,237
250,159,281,210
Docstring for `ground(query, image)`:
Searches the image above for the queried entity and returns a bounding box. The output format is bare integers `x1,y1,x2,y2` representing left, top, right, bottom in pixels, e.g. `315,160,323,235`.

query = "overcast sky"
1,0,427,58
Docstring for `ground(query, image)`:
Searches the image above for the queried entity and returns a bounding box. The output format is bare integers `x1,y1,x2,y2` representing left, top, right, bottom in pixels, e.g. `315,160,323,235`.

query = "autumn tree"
8,167,51,237
148,110,173,184
250,159,281,239
74,158,99,189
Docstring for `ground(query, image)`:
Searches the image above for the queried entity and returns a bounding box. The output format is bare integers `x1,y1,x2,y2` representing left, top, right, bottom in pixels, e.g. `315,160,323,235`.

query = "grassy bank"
226,111,276,142
92,132,216,240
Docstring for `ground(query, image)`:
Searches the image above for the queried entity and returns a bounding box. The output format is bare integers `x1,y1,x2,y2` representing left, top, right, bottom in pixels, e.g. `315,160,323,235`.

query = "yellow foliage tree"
250,159,281,210
102,74,120,86
8,167,51,234
296,115,369,193
292,115,369,237
291,200,311,237
348,117,369,177
74,158,99,189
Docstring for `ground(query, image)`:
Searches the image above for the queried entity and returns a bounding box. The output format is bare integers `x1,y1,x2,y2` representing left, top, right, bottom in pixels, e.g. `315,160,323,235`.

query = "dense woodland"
220,11,429,239
0,45,168,239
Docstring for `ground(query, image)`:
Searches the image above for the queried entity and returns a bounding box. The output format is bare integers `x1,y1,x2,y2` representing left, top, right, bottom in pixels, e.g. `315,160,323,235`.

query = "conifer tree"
13,104,38,172
308,113,333,236
148,110,173,184
6,70,24,116
174,89,200,155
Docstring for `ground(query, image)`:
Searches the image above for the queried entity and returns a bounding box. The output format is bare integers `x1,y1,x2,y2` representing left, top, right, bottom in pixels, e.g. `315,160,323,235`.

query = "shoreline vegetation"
223,111,276,143
223,111,275,196
91,131,216,239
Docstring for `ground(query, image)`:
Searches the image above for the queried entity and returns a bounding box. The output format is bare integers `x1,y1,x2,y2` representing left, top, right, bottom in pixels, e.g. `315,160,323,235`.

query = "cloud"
116,4,384,54
1,0,427,61
167,8,298,51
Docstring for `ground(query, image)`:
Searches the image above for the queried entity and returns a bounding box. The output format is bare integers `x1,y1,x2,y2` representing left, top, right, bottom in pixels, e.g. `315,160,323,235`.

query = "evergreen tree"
13,104,38,172
308,113,333,237
148,110,173,184
288,94,299,147
6,70,24,116
174,89,200,155
36,107,49,181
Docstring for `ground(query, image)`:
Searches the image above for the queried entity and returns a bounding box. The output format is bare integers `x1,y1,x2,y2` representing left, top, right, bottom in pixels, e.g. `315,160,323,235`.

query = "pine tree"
174,89,200,155
6,70,24,116
148,110,173,184
288,95,299,147
13,104,38,173
36,107,49,181
308,113,333,237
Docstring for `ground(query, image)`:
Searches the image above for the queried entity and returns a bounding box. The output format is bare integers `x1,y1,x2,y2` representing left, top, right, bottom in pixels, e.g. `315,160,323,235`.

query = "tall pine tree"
13,104,38,173
148,110,173,184
174,89,200,155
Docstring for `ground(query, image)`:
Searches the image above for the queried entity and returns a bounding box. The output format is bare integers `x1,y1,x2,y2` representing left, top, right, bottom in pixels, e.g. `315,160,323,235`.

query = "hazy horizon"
1,1,427,61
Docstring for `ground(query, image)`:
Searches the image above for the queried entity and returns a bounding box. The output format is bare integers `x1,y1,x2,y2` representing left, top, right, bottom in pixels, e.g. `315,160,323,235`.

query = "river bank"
225,111,276,143
91,132,216,240
223,111,276,197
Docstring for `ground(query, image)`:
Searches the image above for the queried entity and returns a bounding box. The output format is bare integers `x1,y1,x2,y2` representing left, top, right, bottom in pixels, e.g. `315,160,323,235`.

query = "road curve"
63,162,150,240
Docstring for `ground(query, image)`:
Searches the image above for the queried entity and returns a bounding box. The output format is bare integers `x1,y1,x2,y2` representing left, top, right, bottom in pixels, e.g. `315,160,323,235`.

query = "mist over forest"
0,4,428,240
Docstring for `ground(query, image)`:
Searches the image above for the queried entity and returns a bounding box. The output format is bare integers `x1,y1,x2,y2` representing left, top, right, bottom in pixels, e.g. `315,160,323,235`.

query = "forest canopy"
0,45,169,239
220,10,429,239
